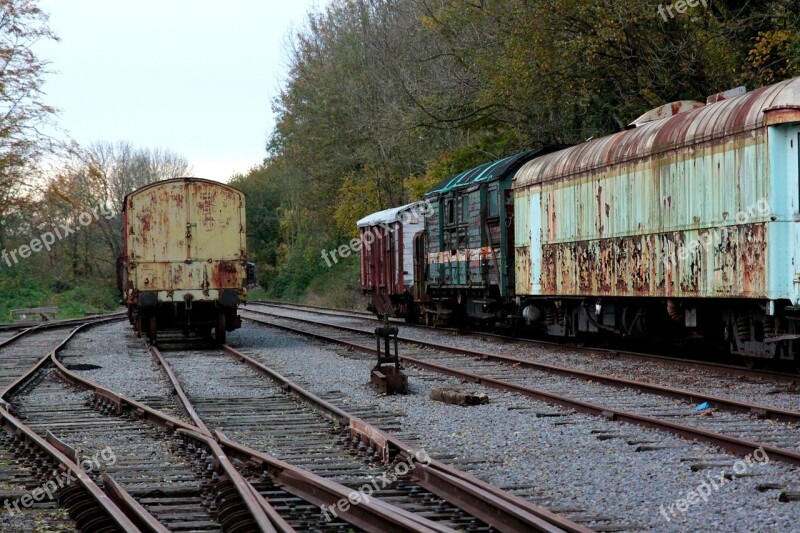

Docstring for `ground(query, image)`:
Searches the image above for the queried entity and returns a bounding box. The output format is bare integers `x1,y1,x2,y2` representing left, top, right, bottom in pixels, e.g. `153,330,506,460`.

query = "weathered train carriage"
358,202,426,320
513,77,800,363
120,177,248,343
422,150,555,325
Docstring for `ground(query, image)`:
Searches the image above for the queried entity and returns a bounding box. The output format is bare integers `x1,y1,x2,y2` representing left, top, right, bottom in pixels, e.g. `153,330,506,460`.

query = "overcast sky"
37,1,322,182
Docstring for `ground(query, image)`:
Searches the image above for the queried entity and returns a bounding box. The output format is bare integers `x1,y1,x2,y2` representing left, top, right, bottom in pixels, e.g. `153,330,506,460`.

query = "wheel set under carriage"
128,301,241,344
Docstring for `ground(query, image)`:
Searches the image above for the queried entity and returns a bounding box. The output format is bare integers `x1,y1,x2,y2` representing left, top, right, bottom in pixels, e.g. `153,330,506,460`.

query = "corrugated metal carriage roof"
515,76,800,187
426,147,566,197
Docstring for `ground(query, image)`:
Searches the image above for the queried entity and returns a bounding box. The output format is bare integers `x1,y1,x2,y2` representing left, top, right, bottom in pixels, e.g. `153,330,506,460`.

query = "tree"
0,0,58,248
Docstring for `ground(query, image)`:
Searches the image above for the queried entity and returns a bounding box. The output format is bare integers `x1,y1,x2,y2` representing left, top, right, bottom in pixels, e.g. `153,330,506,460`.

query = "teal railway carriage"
513,76,800,364
420,148,560,326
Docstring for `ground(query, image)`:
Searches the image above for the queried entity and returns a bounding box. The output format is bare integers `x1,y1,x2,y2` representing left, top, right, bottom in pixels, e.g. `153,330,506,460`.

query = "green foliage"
272,235,330,300
0,270,119,322
244,0,800,306
303,258,364,310
333,170,382,238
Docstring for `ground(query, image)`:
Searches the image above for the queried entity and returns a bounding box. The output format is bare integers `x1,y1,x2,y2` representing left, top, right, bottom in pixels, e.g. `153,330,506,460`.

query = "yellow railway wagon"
119,177,247,343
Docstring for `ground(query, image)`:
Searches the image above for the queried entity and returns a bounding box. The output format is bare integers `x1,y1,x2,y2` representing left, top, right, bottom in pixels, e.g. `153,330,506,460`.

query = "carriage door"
128,180,188,293
413,232,427,300
186,181,245,290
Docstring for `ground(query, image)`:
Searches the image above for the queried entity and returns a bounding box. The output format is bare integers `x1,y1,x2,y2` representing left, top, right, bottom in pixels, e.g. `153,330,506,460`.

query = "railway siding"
247,304,800,415
232,309,800,531
155,346,524,531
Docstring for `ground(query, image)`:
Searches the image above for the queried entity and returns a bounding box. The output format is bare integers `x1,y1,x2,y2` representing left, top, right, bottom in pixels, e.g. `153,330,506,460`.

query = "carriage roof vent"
706,85,747,105
626,100,705,129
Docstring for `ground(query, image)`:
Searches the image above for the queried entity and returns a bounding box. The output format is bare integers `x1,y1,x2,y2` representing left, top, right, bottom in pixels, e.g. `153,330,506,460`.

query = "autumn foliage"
232,0,800,300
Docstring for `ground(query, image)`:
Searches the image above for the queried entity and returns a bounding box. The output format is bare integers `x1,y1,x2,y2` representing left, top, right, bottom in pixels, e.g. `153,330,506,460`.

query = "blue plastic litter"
694,402,710,411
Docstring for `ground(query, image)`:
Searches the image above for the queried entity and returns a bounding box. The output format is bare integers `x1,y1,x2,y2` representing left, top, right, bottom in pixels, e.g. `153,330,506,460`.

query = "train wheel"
147,315,157,344
216,311,226,345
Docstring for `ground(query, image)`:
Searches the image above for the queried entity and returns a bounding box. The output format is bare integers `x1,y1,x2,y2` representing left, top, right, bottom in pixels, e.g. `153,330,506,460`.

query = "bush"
0,271,120,322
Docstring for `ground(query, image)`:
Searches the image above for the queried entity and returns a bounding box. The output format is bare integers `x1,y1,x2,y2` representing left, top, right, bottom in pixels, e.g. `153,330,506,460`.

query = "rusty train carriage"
513,76,800,361
357,202,426,319
357,75,800,365
120,177,247,343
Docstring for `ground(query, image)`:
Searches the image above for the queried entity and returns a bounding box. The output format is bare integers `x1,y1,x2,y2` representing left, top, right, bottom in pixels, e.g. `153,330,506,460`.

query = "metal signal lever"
372,316,408,394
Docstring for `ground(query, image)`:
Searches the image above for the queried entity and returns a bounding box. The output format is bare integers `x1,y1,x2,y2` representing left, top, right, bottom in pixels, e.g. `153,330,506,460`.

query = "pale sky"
37,1,323,182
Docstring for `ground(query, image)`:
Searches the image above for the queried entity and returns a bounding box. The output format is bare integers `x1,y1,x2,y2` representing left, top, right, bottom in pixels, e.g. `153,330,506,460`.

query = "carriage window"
446,199,455,225
488,186,499,217
460,195,469,223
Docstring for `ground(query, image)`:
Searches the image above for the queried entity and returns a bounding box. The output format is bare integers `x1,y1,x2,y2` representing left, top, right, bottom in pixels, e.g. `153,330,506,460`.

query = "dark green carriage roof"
424,147,566,198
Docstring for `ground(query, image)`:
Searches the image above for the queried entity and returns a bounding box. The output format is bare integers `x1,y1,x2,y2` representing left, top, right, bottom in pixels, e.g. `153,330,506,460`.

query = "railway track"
149,338,586,533
0,317,155,532
0,320,114,393
0,312,128,333
11,370,240,532
239,307,800,477
250,301,799,382
14,316,568,531
2,321,285,532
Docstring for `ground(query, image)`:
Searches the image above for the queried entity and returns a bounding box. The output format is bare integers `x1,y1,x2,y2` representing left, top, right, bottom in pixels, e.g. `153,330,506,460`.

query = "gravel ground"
227,322,800,532
247,305,800,412
58,320,188,421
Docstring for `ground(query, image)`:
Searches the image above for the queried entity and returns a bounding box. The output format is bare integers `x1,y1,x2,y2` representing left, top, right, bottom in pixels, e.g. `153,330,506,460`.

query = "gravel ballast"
248,304,800,413
228,322,800,532
59,320,188,421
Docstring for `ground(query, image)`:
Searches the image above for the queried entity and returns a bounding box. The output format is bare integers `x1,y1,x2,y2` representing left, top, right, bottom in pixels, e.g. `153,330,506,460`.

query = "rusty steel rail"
47,349,282,532
243,308,800,423
0,406,143,531
0,316,123,401
149,346,291,532
214,430,455,533
219,342,588,533
101,474,170,533
0,311,128,333
0,325,38,349
241,309,800,466
251,301,800,383
150,345,459,533
0,320,175,530
2,319,281,532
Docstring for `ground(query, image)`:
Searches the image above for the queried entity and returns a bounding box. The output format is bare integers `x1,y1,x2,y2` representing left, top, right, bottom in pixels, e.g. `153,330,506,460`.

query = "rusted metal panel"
538,224,768,298
126,178,246,302
511,76,800,299
358,203,426,297
628,100,705,128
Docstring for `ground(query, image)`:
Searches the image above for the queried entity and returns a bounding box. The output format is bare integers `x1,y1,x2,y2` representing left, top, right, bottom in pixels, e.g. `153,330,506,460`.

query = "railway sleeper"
10,372,262,532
